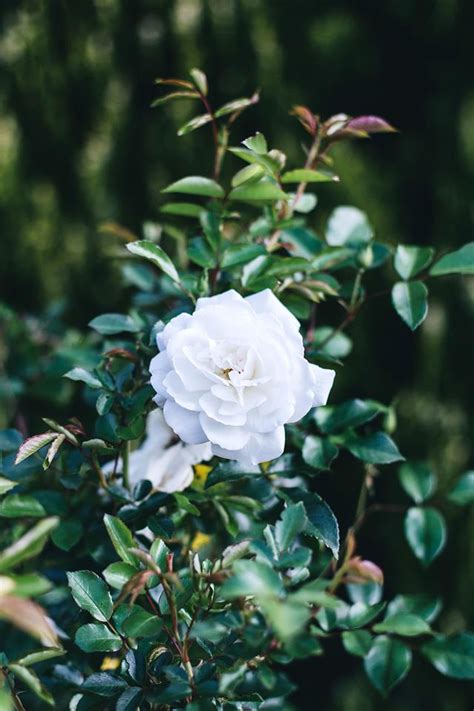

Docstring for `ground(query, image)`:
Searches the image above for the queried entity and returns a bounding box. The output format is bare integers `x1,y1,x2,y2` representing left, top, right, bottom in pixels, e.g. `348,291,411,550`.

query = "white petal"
286,359,317,423
310,364,336,407
196,289,249,311
212,426,285,465
163,371,201,411
199,392,247,426
163,400,207,444
144,409,174,447
149,351,172,404
156,312,193,350
246,289,301,335
146,443,195,493
200,413,250,451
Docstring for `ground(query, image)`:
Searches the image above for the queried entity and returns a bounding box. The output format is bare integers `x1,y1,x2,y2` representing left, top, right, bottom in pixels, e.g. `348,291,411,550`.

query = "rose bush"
0,69,473,710
150,289,335,465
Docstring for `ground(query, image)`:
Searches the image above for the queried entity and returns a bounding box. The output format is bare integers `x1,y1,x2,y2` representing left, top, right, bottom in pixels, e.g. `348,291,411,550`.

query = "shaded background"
0,1,473,708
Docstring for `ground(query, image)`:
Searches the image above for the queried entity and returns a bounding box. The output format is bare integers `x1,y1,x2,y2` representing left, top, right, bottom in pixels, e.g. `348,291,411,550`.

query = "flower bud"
357,245,374,268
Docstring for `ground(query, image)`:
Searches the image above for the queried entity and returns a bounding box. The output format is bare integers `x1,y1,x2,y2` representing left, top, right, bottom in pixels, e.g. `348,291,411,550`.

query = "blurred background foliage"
0,1,473,709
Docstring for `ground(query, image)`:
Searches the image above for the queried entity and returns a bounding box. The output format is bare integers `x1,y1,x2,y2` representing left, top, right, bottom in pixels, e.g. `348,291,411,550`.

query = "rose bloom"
103,409,212,492
150,289,335,465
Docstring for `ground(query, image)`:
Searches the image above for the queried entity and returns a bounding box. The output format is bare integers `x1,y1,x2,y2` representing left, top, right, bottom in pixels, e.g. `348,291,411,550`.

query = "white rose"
150,289,335,465
103,409,212,493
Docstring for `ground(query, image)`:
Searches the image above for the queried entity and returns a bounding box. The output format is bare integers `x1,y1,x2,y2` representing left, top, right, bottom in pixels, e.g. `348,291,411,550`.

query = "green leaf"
302,435,339,470
51,520,83,551
221,243,266,269
345,601,386,628
386,594,442,623
391,281,428,330
14,432,58,465
281,168,338,183
291,580,344,610
242,132,268,154
126,240,180,283
313,327,352,359
0,477,16,495
67,571,113,622
430,242,474,276
9,664,54,706
394,245,435,279
0,494,46,518
122,608,163,638
162,176,224,199
311,247,355,271
274,503,307,551
241,254,310,290
151,90,199,107
315,399,385,434
295,490,339,558
364,636,412,696
187,237,217,268
63,367,102,389
373,613,431,636
89,314,141,335
104,514,139,566
0,429,22,453
342,630,373,657
326,206,374,246
404,507,447,565
7,573,52,598
214,95,259,118
190,68,208,95
398,462,435,503
82,671,129,697
177,113,213,136
231,163,265,187
228,181,288,203
75,623,122,653
448,470,474,505
344,432,404,464
0,517,59,572
290,192,318,214
15,647,65,667
422,633,474,679
160,202,203,218
228,146,279,173
103,562,137,590
260,598,310,642
116,688,143,711
220,560,283,599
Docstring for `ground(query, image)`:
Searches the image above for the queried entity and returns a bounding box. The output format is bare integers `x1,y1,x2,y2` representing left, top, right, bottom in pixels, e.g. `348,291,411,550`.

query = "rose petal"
163,400,207,444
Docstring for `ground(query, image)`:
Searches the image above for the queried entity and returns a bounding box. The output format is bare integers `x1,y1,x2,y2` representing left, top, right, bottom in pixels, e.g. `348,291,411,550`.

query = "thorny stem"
351,503,408,535
350,269,364,309
105,619,130,651
292,131,323,211
122,440,130,491
199,93,221,180
91,451,108,490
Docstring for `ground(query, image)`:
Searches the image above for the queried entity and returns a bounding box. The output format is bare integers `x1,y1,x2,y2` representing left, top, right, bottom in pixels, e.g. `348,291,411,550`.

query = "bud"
384,406,397,435
346,556,384,585
268,149,287,170
357,245,374,269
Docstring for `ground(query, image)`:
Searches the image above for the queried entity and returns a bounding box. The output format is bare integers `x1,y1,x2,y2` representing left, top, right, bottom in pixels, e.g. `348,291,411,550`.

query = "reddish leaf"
346,115,397,134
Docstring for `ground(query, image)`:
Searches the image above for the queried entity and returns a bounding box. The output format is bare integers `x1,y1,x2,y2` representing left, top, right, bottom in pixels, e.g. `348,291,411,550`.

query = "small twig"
122,440,130,491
